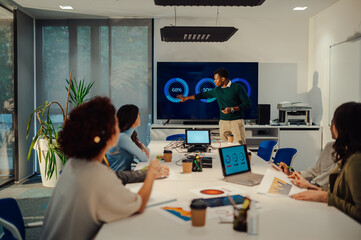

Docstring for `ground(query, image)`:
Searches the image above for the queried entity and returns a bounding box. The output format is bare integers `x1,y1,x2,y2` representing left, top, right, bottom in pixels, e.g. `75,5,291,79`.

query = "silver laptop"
219,145,263,186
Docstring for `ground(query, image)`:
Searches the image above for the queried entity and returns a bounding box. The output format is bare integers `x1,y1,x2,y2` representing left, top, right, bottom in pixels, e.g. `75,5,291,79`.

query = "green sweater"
195,82,251,120
328,152,361,223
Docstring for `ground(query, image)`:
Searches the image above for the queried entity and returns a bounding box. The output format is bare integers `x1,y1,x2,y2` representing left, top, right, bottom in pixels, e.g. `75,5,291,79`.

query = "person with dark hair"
177,68,251,144
106,104,169,180
40,97,162,240
106,104,148,172
291,102,361,223
278,117,338,190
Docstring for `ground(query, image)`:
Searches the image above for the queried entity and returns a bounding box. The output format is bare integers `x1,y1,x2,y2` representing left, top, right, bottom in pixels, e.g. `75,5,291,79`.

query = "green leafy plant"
26,74,94,180
66,78,95,108
26,101,66,179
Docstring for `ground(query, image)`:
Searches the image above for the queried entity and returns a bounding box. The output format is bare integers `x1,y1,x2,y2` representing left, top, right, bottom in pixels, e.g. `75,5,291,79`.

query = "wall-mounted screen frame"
156,62,258,121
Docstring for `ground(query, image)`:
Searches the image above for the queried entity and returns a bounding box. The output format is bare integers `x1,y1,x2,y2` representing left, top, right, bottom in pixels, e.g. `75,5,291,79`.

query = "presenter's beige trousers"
219,119,246,144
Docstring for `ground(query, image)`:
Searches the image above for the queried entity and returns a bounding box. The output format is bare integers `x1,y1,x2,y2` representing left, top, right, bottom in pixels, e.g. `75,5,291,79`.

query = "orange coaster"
200,189,224,195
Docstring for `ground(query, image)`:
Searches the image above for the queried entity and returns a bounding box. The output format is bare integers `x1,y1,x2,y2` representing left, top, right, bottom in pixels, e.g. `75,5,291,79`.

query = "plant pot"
33,139,64,187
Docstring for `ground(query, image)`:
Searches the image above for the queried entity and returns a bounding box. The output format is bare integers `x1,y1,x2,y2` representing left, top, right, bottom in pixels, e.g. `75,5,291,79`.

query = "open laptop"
185,129,211,152
219,145,263,186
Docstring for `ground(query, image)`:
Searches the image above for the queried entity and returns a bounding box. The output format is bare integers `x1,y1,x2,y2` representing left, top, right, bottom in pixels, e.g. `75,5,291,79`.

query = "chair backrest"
272,148,298,166
166,134,185,141
0,198,25,240
257,140,278,162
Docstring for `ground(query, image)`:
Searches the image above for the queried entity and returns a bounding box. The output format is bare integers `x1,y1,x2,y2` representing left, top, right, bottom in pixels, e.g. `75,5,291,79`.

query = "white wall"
308,0,361,146
154,16,309,121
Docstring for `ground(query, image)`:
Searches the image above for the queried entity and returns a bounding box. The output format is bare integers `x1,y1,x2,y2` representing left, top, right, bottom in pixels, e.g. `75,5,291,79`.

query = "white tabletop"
96,141,361,240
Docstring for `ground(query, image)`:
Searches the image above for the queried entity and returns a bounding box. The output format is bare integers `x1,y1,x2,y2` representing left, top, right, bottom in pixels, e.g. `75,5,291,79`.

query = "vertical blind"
36,19,153,144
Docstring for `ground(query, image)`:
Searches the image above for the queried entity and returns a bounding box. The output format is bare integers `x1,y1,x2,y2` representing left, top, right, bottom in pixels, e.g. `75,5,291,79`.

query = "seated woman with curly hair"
40,97,162,240
291,102,361,223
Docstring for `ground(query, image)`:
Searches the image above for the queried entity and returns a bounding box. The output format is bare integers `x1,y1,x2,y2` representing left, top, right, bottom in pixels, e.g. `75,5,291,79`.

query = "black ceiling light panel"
160,26,238,42
155,0,266,7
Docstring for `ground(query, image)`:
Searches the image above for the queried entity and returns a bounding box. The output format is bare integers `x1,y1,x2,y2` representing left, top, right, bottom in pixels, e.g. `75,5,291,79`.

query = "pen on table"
276,163,295,172
269,162,281,171
226,194,238,209
193,159,201,171
140,166,149,171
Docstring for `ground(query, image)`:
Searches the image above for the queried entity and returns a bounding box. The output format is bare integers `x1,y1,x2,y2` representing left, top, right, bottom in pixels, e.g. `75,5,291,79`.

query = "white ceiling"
5,0,340,20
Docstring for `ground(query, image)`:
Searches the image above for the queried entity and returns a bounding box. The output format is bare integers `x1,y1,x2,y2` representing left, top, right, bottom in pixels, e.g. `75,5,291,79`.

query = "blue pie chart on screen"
239,153,245,163
164,78,189,103
232,153,238,163
232,78,251,97
225,155,231,164
195,78,217,103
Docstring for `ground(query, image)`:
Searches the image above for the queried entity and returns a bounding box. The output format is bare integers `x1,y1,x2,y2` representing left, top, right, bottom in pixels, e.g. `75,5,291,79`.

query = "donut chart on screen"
231,78,251,97
195,78,217,103
164,78,189,103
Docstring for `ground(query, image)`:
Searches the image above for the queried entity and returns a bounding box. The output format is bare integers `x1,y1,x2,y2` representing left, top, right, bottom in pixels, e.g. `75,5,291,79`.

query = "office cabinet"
150,124,279,150
151,124,322,170
242,125,279,151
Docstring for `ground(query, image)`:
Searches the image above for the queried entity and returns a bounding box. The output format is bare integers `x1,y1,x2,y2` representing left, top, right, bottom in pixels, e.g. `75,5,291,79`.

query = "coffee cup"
190,199,208,227
182,159,193,173
228,134,234,143
163,150,172,162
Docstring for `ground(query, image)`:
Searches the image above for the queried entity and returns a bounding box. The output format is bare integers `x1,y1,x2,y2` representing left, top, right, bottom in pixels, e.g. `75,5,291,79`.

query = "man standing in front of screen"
177,68,251,144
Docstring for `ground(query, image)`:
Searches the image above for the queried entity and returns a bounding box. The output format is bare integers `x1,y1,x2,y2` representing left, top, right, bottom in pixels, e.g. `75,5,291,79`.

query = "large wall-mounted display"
157,62,258,120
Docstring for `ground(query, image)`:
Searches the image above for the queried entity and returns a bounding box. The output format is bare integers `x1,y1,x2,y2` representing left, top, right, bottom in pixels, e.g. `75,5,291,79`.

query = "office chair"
272,148,298,166
257,140,278,162
166,134,186,141
0,198,43,240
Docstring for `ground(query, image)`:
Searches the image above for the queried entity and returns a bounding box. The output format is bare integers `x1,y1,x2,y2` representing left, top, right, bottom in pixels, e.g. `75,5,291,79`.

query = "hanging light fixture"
155,0,266,7
160,6,238,42
161,26,238,42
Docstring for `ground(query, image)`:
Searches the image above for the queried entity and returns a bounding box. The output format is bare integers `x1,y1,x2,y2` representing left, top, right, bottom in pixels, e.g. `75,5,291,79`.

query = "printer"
277,102,312,126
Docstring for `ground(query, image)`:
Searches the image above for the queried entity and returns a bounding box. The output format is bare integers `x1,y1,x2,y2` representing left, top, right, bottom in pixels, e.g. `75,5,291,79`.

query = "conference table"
96,141,361,240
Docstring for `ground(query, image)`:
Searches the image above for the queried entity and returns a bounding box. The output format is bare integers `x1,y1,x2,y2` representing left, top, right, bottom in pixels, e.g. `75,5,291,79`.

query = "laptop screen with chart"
218,145,263,186
219,145,250,176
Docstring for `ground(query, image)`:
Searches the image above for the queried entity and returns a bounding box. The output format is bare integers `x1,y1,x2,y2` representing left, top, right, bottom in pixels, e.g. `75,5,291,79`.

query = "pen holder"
233,207,248,232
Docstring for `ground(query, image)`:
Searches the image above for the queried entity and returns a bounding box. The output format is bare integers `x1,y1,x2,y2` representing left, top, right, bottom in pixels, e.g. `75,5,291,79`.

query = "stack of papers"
257,168,306,196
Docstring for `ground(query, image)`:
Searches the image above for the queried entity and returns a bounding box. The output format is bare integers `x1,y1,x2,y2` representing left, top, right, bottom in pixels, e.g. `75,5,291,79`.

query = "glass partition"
36,19,152,144
0,7,14,185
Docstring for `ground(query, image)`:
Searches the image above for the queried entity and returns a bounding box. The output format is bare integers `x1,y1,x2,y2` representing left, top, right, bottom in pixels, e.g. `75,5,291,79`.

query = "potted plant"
26,74,94,187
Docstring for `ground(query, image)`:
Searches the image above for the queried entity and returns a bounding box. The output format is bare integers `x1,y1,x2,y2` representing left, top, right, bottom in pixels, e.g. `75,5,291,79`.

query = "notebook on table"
219,145,263,186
